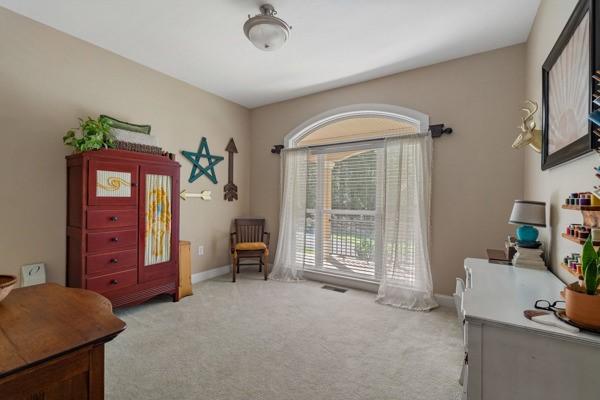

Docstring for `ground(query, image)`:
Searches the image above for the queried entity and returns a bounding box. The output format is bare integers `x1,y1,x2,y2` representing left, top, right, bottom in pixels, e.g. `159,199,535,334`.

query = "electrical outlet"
21,263,46,287
198,245,204,256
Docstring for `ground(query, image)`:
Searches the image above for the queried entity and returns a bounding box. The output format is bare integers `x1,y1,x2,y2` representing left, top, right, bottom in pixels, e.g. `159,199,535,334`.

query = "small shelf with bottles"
560,192,600,280
561,204,600,211
561,233,600,246
560,262,580,278
562,192,600,244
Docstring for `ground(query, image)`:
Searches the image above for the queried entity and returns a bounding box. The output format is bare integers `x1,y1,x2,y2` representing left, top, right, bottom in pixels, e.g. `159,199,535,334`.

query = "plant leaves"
584,258,599,295
582,236,597,277
62,130,76,145
63,115,115,152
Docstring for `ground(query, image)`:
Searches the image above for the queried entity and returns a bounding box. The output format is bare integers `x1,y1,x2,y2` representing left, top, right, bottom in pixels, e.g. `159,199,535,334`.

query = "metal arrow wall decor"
179,189,212,201
224,138,238,201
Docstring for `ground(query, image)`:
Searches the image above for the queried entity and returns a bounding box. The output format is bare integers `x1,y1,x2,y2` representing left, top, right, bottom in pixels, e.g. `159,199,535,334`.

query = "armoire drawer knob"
110,216,119,222
111,237,119,242
110,279,119,285
110,258,119,264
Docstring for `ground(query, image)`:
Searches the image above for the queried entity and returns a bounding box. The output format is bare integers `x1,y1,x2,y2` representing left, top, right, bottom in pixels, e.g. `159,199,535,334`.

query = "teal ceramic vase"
516,225,539,242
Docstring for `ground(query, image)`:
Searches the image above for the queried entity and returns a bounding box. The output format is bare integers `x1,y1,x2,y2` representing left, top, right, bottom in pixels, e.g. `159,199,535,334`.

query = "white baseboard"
303,270,456,311
303,270,380,293
434,294,455,309
191,264,231,284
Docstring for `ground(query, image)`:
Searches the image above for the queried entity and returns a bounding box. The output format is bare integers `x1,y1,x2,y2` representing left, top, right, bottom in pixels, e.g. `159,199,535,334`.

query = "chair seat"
234,242,269,256
235,242,267,251
236,250,266,258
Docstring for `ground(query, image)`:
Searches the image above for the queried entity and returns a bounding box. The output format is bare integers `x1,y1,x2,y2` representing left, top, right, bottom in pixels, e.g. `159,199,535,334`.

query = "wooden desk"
458,258,600,400
0,283,126,399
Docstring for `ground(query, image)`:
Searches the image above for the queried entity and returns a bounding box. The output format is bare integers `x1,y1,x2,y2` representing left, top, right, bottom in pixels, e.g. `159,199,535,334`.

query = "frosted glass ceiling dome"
243,4,291,51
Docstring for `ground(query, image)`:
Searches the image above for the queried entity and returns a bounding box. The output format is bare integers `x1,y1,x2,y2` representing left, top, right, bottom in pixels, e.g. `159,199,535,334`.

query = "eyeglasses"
534,299,565,312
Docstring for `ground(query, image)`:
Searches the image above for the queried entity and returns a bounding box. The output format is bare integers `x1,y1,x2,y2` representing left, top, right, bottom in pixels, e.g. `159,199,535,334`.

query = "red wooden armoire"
66,149,180,307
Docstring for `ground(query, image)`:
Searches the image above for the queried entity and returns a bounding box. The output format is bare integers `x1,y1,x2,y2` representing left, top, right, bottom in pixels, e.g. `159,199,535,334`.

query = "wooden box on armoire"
66,149,180,307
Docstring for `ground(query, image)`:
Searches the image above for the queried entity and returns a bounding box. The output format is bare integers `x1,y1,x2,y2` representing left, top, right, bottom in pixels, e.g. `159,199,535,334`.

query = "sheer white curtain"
269,148,308,281
376,134,438,311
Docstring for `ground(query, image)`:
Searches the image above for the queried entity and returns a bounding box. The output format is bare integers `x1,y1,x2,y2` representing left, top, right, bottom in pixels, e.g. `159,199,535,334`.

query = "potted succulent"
564,236,600,329
63,116,115,153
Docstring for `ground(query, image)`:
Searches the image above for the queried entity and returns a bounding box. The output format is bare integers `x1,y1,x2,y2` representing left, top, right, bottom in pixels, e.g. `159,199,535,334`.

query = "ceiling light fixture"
243,4,291,51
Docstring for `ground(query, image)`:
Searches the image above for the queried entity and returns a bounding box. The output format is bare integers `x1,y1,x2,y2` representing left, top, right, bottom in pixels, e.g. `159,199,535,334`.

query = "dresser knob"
110,279,119,285
110,216,119,222
110,258,118,264
111,237,119,242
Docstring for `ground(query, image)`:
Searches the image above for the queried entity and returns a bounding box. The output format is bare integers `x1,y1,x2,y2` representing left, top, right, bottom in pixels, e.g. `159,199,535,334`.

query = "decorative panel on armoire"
66,149,180,307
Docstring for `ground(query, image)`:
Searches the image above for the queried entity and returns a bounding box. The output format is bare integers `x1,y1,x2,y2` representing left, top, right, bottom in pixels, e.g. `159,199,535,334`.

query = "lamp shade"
509,200,546,227
247,22,288,51
243,4,291,51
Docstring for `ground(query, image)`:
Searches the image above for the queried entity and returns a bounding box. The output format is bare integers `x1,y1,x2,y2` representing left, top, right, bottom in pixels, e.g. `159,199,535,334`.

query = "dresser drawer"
87,209,137,229
87,229,137,253
86,249,137,275
86,268,137,294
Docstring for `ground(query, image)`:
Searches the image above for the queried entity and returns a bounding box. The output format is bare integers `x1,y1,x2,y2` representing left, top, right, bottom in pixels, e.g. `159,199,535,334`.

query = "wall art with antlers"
513,100,542,153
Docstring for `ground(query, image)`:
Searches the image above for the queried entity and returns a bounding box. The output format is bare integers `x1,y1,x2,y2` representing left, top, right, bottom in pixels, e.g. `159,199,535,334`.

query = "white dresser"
457,258,600,400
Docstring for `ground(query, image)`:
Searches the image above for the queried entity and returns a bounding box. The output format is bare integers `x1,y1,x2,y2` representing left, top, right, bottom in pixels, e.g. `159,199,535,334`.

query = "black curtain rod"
270,123,452,154
429,124,453,137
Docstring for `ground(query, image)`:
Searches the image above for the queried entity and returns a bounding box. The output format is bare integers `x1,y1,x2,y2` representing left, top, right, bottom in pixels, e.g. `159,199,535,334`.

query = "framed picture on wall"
542,0,599,170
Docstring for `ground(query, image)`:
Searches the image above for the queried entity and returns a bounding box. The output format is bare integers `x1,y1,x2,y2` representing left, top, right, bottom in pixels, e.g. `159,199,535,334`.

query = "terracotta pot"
0,275,17,302
565,283,600,329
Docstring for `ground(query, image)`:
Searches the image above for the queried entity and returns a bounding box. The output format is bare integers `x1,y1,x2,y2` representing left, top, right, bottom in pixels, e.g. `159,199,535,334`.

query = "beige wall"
250,45,526,296
523,0,587,282
0,7,251,284
0,6,533,296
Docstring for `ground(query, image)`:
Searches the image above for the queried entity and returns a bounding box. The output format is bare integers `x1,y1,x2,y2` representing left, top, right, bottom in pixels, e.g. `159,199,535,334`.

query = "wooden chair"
230,218,270,282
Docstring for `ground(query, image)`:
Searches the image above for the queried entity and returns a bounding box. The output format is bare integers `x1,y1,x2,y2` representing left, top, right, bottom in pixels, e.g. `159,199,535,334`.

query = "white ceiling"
0,0,540,108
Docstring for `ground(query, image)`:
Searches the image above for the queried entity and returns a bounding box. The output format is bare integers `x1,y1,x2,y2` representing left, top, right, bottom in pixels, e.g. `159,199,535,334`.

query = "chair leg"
263,253,269,281
237,263,240,273
259,257,262,273
231,253,236,283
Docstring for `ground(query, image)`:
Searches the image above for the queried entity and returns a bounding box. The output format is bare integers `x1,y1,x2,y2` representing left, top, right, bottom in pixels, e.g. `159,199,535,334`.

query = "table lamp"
509,200,546,245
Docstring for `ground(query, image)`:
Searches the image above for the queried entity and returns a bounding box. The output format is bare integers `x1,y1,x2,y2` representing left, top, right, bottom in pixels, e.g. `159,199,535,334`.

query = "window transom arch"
284,104,429,148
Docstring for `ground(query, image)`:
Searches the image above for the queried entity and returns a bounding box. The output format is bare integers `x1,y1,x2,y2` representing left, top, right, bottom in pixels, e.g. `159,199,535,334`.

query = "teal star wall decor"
181,137,224,184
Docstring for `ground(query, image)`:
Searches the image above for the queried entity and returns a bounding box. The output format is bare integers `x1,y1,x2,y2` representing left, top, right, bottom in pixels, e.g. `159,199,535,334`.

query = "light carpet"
107,270,463,400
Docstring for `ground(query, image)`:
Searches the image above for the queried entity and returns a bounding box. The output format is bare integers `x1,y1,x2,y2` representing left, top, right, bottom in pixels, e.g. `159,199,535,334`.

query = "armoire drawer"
86,249,137,275
86,268,137,294
87,209,137,229
87,229,137,253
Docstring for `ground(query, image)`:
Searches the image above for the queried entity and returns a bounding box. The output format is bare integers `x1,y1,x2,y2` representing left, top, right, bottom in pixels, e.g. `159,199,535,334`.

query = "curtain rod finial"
429,124,453,138
271,144,285,154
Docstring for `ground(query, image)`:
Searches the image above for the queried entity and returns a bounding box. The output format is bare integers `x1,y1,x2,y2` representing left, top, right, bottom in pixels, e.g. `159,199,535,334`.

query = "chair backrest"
234,218,265,243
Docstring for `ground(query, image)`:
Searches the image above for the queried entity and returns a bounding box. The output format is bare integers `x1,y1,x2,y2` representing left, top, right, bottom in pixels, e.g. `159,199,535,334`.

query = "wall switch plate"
198,245,204,256
21,263,46,287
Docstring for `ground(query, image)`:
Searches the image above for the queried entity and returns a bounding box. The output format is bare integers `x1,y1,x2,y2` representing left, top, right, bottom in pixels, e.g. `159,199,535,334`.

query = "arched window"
284,104,429,148
272,103,437,310
282,104,429,282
